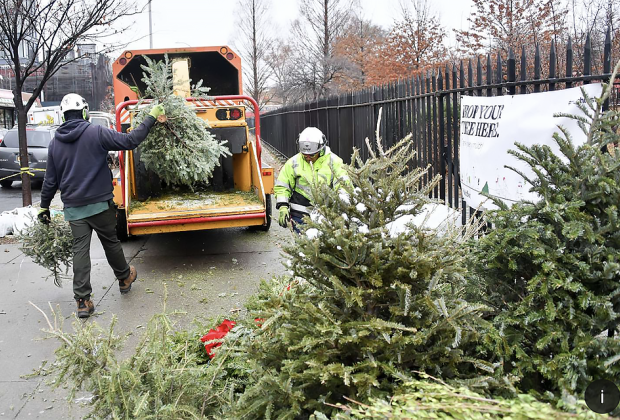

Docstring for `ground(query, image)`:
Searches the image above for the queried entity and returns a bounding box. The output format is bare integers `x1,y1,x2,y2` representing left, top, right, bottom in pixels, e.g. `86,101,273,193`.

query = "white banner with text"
460,84,603,209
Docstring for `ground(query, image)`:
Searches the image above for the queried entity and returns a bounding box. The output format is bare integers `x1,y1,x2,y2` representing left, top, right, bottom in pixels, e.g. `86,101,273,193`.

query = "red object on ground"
200,319,236,359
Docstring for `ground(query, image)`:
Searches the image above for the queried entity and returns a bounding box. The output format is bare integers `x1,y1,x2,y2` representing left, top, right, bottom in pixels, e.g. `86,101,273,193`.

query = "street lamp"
148,0,153,48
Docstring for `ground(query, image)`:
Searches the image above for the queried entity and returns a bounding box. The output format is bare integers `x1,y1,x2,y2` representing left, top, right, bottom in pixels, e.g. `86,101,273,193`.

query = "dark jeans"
68,202,130,301
291,214,305,234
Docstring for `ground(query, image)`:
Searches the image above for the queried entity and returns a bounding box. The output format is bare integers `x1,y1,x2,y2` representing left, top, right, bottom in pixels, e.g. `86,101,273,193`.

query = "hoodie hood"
55,119,90,143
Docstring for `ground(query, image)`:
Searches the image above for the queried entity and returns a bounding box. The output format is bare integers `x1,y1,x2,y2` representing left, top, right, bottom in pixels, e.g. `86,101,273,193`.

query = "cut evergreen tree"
132,55,231,189
336,374,603,419
230,127,503,418
18,214,72,287
31,290,247,419
470,62,620,405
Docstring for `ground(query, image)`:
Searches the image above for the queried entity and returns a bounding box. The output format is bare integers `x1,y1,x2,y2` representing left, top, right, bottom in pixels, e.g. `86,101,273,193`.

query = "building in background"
42,44,113,112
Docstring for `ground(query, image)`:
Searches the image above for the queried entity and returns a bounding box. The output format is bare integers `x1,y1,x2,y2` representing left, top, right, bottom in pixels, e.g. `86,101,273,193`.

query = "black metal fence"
260,32,615,214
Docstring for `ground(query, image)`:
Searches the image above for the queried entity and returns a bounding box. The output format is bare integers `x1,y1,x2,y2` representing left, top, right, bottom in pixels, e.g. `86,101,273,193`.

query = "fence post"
432,70,440,198
603,28,611,111
520,45,527,94
486,54,493,97
566,37,573,89
476,57,483,96
534,44,541,93
584,34,591,85
445,65,453,207
496,52,503,96
420,76,430,185
438,70,446,202
549,40,557,91
415,77,422,178
508,48,516,95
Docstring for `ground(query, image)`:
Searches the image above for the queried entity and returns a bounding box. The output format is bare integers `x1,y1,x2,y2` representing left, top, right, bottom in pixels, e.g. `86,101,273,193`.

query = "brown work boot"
119,266,137,294
76,298,95,319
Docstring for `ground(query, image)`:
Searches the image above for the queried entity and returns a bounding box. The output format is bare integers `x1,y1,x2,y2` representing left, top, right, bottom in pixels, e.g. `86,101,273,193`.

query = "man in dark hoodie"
38,93,164,318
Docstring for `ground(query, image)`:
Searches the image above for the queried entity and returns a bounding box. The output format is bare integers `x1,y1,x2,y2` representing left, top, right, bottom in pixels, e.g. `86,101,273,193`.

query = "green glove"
149,104,165,119
129,86,141,97
278,206,290,228
37,208,50,225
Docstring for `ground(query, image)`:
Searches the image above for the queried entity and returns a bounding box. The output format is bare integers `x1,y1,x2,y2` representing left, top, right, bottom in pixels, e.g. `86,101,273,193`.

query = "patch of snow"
0,206,38,237
306,228,320,239
386,203,461,237
351,217,369,234
356,203,367,212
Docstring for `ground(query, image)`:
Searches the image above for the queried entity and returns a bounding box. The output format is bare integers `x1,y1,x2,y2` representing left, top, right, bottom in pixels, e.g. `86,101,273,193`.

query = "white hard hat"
298,127,326,155
60,93,89,113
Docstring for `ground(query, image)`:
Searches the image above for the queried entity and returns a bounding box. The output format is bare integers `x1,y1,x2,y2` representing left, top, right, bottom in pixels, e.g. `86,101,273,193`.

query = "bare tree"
290,0,353,100
0,0,141,206
266,40,306,106
568,0,620,73
234,0,274,109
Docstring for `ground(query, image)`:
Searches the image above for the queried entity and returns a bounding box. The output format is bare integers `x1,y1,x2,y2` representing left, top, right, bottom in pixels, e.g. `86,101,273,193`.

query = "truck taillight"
230,108,242,120
215,108,243,120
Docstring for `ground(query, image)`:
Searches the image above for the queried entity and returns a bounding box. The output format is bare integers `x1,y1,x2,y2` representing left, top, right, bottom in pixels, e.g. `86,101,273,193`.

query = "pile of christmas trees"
36,68,620,418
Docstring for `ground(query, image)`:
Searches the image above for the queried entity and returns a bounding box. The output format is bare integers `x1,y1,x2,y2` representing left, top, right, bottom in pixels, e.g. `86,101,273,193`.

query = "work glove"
278,206,290,228
37,208,50,225
149,104,165,119
129,86,141,97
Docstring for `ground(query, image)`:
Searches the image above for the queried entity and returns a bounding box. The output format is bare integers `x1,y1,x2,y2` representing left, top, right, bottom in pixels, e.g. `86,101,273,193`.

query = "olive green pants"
69,202,130,301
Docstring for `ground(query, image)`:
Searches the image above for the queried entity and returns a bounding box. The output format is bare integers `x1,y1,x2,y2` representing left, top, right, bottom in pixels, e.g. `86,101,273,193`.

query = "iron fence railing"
260,31,614,217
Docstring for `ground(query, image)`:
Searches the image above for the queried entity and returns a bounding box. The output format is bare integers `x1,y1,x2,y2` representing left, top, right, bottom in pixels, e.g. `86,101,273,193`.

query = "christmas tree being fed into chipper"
131,55,232,196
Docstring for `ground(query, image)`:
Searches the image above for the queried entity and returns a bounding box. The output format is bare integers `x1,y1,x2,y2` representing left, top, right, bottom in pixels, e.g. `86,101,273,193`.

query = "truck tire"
116,206,128,241
251,194,272,232
0,179,13,188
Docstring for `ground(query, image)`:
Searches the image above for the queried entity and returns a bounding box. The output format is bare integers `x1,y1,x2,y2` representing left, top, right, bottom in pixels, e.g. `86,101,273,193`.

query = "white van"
89,112,118,167
27,106,63,125
89,111,115,130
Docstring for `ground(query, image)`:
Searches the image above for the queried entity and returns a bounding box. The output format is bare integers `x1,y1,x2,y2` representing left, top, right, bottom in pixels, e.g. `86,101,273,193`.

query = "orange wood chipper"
111,46,273,239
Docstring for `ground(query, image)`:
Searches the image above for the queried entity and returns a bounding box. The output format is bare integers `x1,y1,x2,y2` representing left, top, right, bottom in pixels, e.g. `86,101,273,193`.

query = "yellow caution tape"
0,167,46,183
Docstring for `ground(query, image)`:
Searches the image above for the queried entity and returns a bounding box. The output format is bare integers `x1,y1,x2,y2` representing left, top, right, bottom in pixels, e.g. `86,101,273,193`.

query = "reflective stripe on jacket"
274,147,349,218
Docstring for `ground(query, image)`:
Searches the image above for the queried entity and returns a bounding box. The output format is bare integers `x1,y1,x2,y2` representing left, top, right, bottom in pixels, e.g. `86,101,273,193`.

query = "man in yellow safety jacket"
275,127,349,232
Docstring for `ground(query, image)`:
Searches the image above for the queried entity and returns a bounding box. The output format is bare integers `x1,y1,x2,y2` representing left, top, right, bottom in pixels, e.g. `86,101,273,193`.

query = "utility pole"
148,0,153,48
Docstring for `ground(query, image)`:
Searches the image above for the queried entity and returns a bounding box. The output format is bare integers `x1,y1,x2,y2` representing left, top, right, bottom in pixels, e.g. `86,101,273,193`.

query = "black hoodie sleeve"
98,116,156,151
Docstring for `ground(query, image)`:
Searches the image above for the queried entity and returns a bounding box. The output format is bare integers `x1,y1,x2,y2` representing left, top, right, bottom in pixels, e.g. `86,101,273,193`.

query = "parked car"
0,125,58,188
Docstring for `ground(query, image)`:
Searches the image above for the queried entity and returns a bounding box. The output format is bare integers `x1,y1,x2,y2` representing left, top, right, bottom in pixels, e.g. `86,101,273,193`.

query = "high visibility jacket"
275,147,349,218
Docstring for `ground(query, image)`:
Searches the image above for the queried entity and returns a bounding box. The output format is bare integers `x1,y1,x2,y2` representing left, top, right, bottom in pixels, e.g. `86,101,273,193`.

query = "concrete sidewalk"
0,221,290,419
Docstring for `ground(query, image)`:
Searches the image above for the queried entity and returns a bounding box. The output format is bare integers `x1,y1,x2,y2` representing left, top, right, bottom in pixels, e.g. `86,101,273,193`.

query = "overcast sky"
108,0,473,57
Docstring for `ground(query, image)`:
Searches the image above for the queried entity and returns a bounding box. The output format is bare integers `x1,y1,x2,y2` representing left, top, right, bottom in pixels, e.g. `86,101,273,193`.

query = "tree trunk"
16,107,32,207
